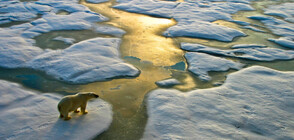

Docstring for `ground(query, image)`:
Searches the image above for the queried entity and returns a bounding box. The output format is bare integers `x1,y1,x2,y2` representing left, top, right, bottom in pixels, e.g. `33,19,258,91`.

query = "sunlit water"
0,0,294,139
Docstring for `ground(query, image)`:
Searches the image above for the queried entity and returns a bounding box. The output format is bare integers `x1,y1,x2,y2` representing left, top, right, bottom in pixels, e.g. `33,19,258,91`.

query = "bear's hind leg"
74,108,80,113
59,114,64,118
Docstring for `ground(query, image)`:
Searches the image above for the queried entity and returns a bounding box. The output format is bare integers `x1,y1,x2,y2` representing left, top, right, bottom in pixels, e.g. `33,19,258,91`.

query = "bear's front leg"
64,111,71,120
81,104,88,114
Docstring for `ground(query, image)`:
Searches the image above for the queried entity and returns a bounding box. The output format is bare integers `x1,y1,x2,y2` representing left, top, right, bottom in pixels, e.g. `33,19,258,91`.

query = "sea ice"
181,43,294,61
268,37,294,49
28,38,140,84
231,44,267,49
114,0,253,41
143,66,294,139
241,25,266,33
0,36,44,68
0,0,138,84
86,0,109,4
185,52,244,81
0,80,113,140
94,24,126,37
264,3,294,23
155,79,181,87
53,36,76,45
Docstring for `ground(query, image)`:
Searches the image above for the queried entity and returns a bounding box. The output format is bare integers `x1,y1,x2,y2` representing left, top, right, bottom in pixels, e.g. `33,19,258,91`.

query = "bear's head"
78,92,99,100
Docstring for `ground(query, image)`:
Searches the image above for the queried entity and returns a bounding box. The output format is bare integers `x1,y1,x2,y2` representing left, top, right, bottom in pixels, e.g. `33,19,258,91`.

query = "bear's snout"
94,94,99,98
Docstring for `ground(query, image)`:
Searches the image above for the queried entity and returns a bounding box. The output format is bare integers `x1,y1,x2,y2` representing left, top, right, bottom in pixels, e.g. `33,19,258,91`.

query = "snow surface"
0,80,113,140
248,15,294,40
28,38,140,84
241,25,266,33
94,24,126,37
114,0,253,41
155,79,181,87
143,66,294,140
231,44,267,49
0,0,138,84
181,43,294,61
268,37,294,49
52,36,76,45
264,3,294,23
86,0,110,3
185,52,244,81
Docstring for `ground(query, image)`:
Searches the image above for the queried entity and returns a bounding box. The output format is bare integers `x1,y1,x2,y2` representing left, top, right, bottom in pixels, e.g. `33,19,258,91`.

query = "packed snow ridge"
143,66,294,139
113,0,254,41
181,43,294,61
0,80,113,140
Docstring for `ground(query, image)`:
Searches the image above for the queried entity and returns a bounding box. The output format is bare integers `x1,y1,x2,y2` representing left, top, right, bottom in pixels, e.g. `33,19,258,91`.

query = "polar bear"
57,92,99,120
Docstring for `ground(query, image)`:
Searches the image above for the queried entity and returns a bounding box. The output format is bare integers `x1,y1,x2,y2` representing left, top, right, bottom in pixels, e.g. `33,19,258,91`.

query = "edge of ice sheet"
143,66,294,139
155,78,181,87
0,80,113,140
181,42,294,61
185,52,244,81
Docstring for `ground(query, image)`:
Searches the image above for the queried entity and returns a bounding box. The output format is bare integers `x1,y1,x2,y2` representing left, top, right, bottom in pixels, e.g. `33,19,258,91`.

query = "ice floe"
231,44,267,49
0,36,43,68
155,78,181,87
28,38,140,84
181,43,294,61
264,3,294,23
143,66,294,139
86,0,109,4
53,36,76,45
241,25,266,33
185,52,244,81
268,37,294,49
0,0,137,84
248,16,294,39
94,24,126,37
0,80,113,140
114,0,253,41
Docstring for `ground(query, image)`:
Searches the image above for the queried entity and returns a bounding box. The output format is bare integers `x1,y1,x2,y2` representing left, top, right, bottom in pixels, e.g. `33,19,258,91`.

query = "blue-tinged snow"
114,0,253,41
185,52,244,81
53,36,76,45
241,25,266,33
155,79,181,87
231,44,267,49
94,24,126,37
0,0,137,84
181,43,294,61
143,66,294,140
163,20,246,42
248,16,294,39
264,3,294,23
0,37,44,68
28,38,140,84
86,0,109,4
268,38,294,49
0,80,113,140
